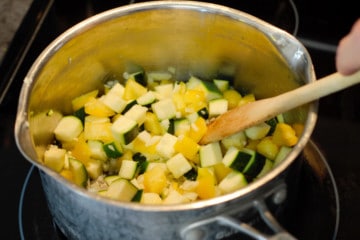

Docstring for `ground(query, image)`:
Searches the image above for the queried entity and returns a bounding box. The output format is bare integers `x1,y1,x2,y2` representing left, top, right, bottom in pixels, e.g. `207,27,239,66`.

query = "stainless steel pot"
14,1,317,239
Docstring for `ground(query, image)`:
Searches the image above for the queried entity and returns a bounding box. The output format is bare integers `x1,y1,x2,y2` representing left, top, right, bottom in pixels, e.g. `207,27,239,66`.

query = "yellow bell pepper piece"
174,135,200,161
272,123,298,147
256,136,279,160
223,89,242,109
123,77,147,100
213,163,232,182
144,112,164,135
84,98,115,117
292,123,304,137
67,133,92,165
172,82,187,115
188,117,207,143
246,139,260,150
196,167,216,199
184,89,207,113
131,134,159,155
71,89,99,111
238,94,256,107
84,121,113,143
60,169,73,182
143,165,167,194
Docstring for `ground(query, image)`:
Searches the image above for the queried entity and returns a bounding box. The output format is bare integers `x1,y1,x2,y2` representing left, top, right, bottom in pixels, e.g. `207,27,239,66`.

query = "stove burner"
18,140,339,239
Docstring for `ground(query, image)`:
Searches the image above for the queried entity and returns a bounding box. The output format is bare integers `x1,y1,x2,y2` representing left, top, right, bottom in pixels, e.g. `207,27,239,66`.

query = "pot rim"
15,0,318,212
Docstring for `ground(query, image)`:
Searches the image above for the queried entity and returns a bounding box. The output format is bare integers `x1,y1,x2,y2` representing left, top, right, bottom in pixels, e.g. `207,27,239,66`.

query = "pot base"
18,140,339,240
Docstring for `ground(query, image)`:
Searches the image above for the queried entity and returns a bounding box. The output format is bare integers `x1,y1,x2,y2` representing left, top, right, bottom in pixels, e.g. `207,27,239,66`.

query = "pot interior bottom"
18,140,339,240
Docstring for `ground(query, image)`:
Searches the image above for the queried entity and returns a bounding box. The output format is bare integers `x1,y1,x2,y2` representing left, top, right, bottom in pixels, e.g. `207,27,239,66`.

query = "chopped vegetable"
42,65,302,204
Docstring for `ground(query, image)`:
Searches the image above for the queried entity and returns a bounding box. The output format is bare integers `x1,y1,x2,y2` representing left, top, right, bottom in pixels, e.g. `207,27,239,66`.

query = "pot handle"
180,199,297,240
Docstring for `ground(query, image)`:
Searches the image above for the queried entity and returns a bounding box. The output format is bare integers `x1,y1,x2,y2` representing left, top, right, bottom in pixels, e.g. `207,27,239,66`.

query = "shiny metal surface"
14,1,317,239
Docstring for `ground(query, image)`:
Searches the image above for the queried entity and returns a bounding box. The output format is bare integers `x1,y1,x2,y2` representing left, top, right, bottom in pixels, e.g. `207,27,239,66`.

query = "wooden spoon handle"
200,70,360,144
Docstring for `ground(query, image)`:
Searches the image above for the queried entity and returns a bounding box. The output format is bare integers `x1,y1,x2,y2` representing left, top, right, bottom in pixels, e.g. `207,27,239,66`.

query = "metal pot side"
14,1,317,239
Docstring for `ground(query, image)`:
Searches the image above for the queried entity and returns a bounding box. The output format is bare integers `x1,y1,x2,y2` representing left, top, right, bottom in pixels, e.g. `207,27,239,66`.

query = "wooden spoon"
200,70,360,144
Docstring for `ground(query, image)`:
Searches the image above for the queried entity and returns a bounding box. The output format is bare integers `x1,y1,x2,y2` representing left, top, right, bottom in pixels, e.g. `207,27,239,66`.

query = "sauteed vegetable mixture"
43,66,303,204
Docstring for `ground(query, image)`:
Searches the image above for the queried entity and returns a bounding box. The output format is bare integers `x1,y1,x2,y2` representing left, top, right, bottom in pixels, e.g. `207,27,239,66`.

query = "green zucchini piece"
133,152,148,175
218,171,247,194
130,71,147,86
43,145,66,172
131,189,144,202
187,76,222,101
256,159,274,179
222,147,253,172
106,178,138,201
274,146,292,167
86,159,103,180
124,104,148,125
101,83,127,113
265,117,278,136
154,83,173,99
121,100,137,114
208,98,228,117
243,152,266,179
54,115,83,142
213,79,229,92
147,71,172,82
73,107,86,124
151,98,177,121
155,133,178,158
184,168,198,181
167,119,175,134
104,175,121,185
221,131,247,150
111,116,139,145
197,107,209,119
103,141,123,158
265,114,285,135
119,160,138,179
174,118,191,136
69,158,88,187
136,91,156,106
199,142,223,167
87,140,107,161
245,122,271,140
166,153,192,178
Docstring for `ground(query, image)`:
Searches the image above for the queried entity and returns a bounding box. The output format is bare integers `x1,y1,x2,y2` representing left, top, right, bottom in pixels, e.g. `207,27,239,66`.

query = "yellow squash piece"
196,167,216,200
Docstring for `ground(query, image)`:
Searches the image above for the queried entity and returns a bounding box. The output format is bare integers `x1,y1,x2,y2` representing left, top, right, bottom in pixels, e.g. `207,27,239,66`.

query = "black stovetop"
1,0,359,239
